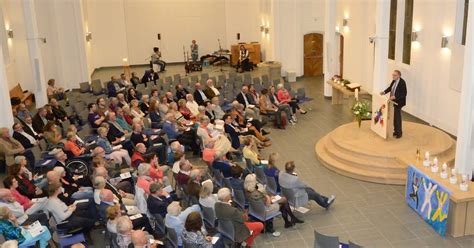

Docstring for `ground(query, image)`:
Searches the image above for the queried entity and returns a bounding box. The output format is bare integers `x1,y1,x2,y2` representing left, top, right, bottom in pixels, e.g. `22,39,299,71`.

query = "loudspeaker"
237,33,240,40
157,33,161,40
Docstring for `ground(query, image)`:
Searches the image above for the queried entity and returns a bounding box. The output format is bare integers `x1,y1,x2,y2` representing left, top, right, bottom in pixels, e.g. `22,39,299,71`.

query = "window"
402,0,414,64
462,0,469,45
388,0,397,60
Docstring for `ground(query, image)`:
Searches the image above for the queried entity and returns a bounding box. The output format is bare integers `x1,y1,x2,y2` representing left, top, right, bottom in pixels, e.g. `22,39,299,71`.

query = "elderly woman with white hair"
136,163,154,195
165,201,201,247
130,99,145,119
53,166,93,200
96,127,131,166
244,173,303,233
196,116,218,148
199,180,218,210
115,216,134,247
140,94,150,116
210,97,225,120
93,176,135,206
276,83,306,118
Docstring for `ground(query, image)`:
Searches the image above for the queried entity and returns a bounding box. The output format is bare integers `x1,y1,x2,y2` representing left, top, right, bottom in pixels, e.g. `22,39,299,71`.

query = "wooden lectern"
370,94,395,139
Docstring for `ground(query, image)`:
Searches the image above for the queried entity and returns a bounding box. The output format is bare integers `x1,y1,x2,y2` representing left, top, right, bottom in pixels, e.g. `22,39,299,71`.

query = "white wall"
260,0,325,76
0,0,34,91
336,0,376,92
224,0,261,48
335,0,462,135
85,0,261,69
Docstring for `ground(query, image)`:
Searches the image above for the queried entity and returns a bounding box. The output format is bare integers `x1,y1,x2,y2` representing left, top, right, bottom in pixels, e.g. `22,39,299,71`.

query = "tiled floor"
88,64,473,247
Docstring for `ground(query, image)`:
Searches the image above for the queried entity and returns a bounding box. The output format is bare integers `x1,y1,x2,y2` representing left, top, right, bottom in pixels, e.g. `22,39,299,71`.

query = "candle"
355,88,359,101
433,157,438,166
442,163,447,170
425,152,430,161
451,168,456,176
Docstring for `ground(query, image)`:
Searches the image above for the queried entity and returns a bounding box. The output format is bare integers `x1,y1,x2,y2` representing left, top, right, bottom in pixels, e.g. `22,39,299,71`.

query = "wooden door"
339,34,344,77
304,33,323,76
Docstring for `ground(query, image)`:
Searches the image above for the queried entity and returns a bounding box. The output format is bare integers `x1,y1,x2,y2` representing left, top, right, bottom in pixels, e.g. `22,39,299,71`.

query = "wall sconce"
264,27,269,34
441,36,449,48
342,18,349,27
7,29,13,39
260,25,265,32
85,32,92,42
411,31,419,42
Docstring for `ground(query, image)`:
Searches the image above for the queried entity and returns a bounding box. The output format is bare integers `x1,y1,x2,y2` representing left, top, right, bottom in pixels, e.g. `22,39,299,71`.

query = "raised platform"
315,121,456,185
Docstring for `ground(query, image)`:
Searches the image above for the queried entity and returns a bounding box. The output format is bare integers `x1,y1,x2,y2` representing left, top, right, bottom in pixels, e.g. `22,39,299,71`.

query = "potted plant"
351,100,371,127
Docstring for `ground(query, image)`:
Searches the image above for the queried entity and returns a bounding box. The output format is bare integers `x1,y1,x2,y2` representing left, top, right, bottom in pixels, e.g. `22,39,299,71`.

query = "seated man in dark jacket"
141,69,159,88
214,188,263,246
147,182,174,218
12,122,38,149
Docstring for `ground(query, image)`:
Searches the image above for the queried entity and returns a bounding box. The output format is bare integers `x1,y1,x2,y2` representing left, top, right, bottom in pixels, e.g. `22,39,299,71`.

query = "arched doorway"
338,33,344,77
303,33,323,76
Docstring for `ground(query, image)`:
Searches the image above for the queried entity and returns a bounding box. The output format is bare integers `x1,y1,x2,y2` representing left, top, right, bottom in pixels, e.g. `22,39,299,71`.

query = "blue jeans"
305,187,329,208
20,226,51,248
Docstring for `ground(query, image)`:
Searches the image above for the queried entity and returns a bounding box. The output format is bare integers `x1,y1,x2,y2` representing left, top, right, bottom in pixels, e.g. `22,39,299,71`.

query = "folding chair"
314,230,340,248
165,226,179,248
201,206,217,228
233,189,246,210
255,167,267,185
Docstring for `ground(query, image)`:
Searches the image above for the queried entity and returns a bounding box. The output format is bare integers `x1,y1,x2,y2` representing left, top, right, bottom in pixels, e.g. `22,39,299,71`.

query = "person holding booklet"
97,127,131,166
244,173,303,234
0,206,52,248
46,182,96,234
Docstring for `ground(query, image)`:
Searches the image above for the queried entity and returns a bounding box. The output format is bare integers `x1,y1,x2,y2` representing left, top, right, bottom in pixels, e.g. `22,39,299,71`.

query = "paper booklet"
31,197,47,203
26,221,44,238
163,185,173,193
290,206,310,214
271,195,281,203
211,236,220,244
112,144,123,150
73,199,89,205
120,172,132,179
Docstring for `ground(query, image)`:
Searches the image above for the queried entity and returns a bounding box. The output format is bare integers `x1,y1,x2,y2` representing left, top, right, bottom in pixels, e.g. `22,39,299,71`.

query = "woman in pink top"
145,153,170,186
3,176,32,210
136,163,153,195
276,83,307,117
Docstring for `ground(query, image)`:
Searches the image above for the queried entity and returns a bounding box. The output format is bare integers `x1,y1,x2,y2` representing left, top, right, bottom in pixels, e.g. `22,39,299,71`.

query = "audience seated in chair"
279,161,335,209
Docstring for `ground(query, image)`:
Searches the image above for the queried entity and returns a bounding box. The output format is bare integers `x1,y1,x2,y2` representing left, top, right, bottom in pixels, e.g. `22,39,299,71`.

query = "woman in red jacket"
276,83,306,119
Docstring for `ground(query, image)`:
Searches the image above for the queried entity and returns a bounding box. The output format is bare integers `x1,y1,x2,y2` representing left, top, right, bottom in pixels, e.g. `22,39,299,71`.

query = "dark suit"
383,78,407,137
23,124,39,140
147,195,173,218
236,92,255,108
12,131,35,149
32,114,46,134
193,90,209,106
107,121,125,140
107,80,121,98
176,89,189,101
141,70,159,88
131,76,140,89
214,202,251,243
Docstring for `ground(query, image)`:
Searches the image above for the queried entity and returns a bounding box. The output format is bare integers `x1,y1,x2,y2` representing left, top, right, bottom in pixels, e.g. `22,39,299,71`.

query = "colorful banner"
371,94,389,139
406,165,451,236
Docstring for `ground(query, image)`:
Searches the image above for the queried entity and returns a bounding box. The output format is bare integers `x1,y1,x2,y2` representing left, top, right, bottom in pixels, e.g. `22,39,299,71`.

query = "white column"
0,44,14,128
22,0,48,107
455,2,474,178
323,0,336,97
371,0,391,94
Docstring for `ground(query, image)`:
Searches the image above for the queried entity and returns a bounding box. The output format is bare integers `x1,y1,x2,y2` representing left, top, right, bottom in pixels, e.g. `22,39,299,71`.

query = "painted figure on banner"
421,179,438,219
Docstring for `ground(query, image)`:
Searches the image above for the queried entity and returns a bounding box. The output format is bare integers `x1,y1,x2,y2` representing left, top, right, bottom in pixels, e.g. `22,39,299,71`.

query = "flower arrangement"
351,100,371,127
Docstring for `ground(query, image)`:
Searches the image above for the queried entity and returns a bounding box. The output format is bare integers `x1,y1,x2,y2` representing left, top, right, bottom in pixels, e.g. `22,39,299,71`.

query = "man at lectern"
380,70,407,139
